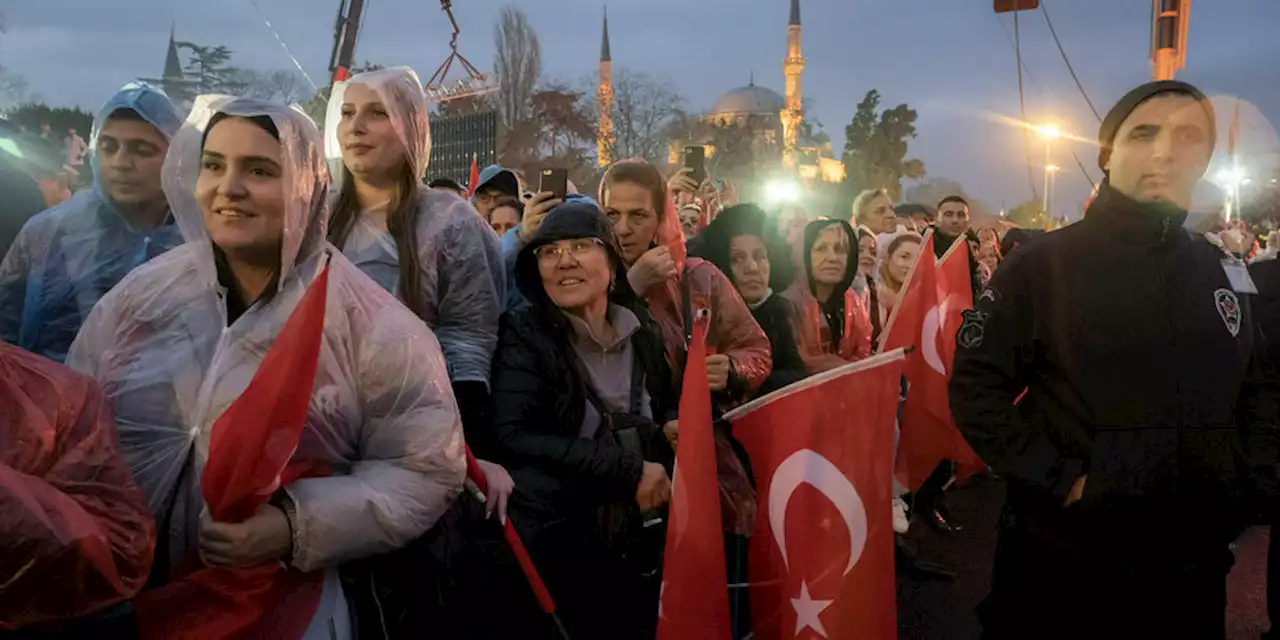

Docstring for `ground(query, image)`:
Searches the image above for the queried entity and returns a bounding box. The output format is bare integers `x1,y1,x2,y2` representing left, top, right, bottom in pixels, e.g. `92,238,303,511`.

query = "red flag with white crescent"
880,232,984,491
727,350,905,640
656,311,732,640
134,259,333,640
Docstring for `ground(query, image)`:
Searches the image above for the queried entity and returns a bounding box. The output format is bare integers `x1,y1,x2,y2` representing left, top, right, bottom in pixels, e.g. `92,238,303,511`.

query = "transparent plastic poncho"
66,96,465,574
0,83,184,362
324,67,505,385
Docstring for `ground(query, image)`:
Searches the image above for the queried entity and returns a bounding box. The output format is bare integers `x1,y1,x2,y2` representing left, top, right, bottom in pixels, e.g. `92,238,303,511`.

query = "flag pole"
464,447,571,640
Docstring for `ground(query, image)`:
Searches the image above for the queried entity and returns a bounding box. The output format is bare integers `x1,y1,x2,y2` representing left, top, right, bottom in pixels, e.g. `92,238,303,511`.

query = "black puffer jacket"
484,202,678,539
950,183,1279,542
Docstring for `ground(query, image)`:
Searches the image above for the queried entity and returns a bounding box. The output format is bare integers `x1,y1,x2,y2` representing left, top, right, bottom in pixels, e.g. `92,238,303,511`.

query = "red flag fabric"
467,154,481,197
134,260,333,640
727,350,906,640
657,311,732,640
881,233,983,490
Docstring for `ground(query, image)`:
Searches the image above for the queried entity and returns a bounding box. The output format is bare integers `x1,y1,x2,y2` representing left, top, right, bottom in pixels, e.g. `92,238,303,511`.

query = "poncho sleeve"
0,347,155,629
423,193,505,386
285,309,466,572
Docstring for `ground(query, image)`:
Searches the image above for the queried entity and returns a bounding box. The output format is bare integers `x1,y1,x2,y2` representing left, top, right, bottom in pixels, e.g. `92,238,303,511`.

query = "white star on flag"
791,581,833,637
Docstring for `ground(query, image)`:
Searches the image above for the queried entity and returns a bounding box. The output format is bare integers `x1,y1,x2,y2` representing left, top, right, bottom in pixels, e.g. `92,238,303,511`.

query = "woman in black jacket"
485,200,677,640
698,204,807,395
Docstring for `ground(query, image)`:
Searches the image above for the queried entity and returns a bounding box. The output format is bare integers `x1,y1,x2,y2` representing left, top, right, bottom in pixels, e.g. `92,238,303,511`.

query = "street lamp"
1036,124,1062,217
1216,167,1246,221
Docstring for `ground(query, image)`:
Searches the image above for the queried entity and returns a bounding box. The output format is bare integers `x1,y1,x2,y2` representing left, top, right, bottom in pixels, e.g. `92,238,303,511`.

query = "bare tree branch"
493,6,541,133
610,69,685,163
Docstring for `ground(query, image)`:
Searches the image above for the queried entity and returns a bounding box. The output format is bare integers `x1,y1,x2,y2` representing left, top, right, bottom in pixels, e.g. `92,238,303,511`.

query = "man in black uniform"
951,80,1279,639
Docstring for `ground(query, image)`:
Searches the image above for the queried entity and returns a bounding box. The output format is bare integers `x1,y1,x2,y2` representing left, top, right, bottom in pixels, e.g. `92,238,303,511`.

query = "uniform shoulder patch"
1214,288,1241,337
957,309,989,349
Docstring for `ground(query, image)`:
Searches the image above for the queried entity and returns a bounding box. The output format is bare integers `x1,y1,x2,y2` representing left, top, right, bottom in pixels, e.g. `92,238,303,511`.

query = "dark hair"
602,162,667,224
937,195,969,210
894,203,935,222
700,203,793,291
491,195,524,217
203,112,281,145
428,177,463,191
328,154,426,319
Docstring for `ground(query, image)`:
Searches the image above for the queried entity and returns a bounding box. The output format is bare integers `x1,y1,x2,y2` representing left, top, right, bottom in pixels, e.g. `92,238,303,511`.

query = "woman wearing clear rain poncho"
66,97,465,638
322,68,513,513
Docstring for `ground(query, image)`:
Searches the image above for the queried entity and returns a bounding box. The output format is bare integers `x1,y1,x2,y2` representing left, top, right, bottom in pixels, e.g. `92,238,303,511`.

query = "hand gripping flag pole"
464,447,571,640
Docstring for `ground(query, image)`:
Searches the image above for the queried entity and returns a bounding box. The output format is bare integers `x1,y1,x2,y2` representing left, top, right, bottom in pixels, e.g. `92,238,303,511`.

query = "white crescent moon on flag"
922,298,949,376
768,449,868,576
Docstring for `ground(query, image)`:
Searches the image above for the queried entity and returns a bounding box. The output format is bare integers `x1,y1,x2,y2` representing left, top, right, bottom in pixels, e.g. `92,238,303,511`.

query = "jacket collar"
1084,180,1189,247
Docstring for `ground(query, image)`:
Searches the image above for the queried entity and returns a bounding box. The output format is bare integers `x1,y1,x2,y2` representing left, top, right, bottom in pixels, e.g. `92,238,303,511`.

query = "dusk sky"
4,0,1278,215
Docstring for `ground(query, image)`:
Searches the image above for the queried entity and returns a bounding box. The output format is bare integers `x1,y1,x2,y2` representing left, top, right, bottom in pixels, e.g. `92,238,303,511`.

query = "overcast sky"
4,0,1278,214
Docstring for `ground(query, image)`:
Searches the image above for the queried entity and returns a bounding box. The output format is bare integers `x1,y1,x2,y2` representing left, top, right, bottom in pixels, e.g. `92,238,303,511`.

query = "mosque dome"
709,83,786,117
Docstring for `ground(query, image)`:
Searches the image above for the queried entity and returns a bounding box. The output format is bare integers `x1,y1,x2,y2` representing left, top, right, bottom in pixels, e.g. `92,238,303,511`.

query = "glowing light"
1035,123,1062,139
1216,168,1247,187
1046,164,1060,172
766,179,801,204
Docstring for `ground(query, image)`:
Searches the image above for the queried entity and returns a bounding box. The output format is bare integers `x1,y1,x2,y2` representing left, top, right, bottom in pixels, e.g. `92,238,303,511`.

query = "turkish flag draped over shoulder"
880,232,985,491
134,259,333,640
657,311,733,640
728,350,906,640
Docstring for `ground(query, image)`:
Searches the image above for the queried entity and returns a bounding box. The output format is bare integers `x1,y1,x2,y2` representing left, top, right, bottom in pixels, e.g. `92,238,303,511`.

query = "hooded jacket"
950,181,1279,542
65,99,465,626
598,161,771,402
0,84,184,362
487,201,677,533
326,68,505,387
784,218,872,372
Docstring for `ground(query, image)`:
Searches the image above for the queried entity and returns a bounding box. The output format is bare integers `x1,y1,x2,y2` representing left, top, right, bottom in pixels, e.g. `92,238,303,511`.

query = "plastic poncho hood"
166,95,330,290
67,95,465,580
324,67,430,193
325,69,505,385
0,83,183,362
90,82,184,203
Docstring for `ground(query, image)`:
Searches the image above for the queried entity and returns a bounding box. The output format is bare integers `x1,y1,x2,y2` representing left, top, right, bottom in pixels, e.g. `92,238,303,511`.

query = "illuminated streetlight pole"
1037,124,1061,217
1045,164,1060,223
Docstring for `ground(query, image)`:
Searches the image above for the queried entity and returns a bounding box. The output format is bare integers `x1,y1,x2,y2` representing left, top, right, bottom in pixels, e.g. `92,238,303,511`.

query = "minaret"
780,0,805,170
597,8,615,168
162,23,184,88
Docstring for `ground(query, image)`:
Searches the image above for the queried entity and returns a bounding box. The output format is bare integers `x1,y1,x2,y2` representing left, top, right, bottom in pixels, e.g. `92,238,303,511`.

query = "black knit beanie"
1097,80,1216,173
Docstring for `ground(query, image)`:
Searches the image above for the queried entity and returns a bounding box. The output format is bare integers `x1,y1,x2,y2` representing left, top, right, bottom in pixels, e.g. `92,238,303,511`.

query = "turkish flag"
881,232,984,491
656,311,733,640
135,258,333,640
727,350,906,640
467,154,481,197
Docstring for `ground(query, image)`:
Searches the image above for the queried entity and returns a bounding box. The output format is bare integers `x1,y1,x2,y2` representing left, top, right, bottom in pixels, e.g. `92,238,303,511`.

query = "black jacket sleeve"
949,251,1087,502
1243,262,1280,520
488,316,644,502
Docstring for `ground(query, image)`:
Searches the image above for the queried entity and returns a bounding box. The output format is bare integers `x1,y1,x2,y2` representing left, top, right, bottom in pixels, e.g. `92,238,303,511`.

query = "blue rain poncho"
0,83,183,362
66,97,465,635
325,67,505,386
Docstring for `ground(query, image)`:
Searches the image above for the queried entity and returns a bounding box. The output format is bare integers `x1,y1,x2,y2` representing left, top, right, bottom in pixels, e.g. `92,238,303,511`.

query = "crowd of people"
0,62,1276,640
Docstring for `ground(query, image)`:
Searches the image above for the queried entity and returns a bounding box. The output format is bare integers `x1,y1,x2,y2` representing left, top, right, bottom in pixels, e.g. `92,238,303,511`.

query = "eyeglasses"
534,238,605,264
